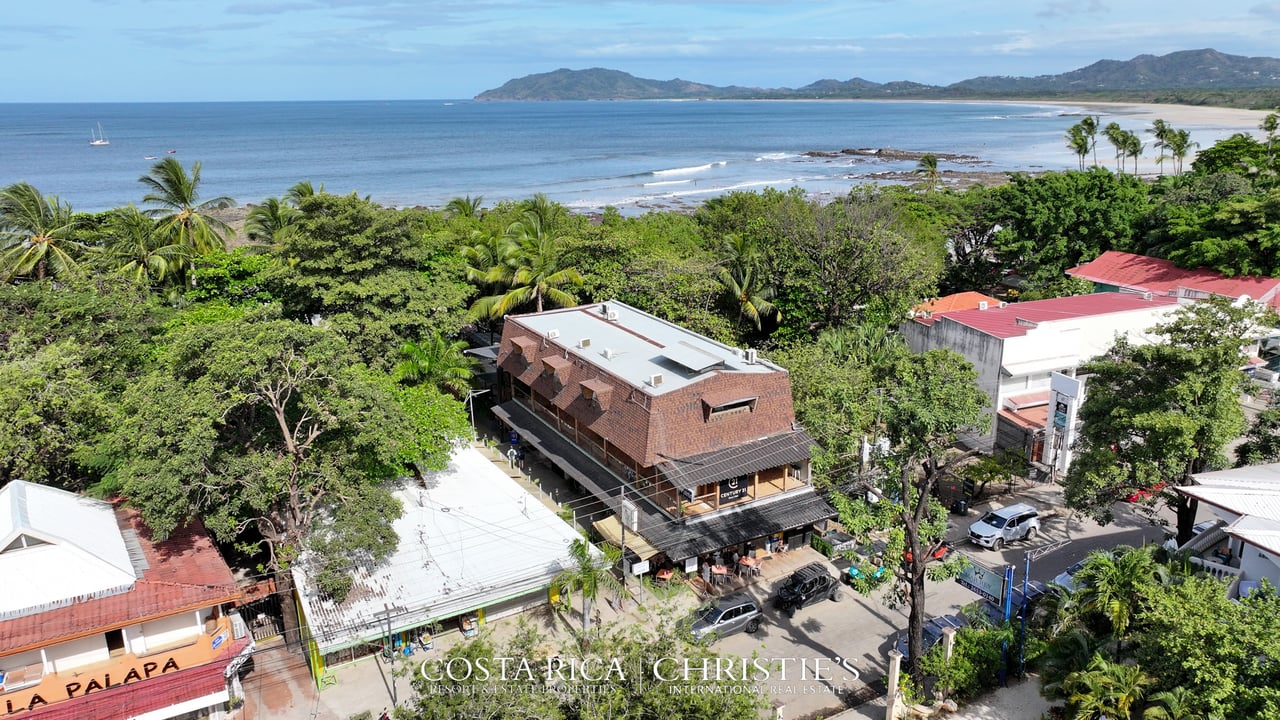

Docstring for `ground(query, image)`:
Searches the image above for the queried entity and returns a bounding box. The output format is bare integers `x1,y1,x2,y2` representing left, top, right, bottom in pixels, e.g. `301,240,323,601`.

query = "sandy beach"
1058,100,1273,128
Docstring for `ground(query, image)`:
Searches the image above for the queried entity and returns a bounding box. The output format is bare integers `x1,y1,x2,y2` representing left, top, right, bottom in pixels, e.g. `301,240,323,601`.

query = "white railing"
1189,555,1242,582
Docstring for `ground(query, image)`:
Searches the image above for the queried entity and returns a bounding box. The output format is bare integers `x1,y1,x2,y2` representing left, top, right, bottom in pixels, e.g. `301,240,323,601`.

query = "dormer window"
510,336,538,362
2,534,49,553
579,379,613,410
703,396,758,422
541,355,572,383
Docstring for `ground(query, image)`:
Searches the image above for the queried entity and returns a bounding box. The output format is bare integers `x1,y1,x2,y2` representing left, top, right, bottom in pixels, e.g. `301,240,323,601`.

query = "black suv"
773,562,843,617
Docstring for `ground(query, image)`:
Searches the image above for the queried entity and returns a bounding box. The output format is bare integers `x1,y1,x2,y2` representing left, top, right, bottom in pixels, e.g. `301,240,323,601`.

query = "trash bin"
951,498,969,515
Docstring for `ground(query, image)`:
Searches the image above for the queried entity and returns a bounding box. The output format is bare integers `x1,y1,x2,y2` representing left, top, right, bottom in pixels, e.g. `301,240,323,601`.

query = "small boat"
144,155,159,160
89,123,110,146
166,149,177,154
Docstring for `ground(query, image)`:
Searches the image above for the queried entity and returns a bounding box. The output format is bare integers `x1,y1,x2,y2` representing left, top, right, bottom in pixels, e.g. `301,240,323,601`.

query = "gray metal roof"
657,430,817,491
508,300,780,395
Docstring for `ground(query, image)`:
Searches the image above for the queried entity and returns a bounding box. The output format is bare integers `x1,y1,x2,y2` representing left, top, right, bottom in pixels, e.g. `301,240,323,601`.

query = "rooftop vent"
579,338,592,348
978,301,989,310
606,310,619,321
998,301,1008,308
744,348,758,364
1142,292,1153,301
546,329,560,340
603,348,617,360
649,373,664,387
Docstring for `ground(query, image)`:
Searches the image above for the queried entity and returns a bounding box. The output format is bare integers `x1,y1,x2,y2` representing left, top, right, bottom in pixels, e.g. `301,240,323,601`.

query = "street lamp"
465,388,491,440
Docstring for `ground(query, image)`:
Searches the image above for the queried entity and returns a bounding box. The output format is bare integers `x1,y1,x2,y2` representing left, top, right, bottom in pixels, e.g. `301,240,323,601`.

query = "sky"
4,1,1280,102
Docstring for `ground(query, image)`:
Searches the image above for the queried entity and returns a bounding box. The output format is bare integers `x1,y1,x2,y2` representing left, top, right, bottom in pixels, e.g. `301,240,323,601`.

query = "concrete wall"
1239,544,1280,585
901,318,1004,452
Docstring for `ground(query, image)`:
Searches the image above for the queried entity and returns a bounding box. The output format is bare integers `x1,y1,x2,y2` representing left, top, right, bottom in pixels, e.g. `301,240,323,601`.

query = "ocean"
0,99,1201,215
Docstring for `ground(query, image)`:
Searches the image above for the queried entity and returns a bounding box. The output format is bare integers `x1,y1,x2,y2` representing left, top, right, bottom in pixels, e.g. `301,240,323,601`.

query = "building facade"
0,482,250,720
902,292,1182,471
493,300,834,566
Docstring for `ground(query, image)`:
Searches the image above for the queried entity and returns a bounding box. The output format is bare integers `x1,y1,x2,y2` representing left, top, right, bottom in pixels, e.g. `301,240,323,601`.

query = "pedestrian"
379,709,390,720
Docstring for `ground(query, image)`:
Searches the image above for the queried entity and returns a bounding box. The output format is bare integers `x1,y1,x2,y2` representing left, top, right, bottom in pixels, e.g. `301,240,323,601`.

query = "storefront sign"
3,657,181,716
718,477,748,504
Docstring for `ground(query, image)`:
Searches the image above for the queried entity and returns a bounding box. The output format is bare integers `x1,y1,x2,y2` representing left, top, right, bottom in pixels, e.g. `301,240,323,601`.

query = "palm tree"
553,537,624,633
393,333,477,397
0,182,85,283
460,229,513,285
244,197,300,246
444,195,484,219
1066,126,1091,171
1124,131,1144,176
1166,129,1199,176
519,193,568,233
98,205,190,286
1080,115,1101,166
138,157,235,255
718,264,779,331
469,217,583,317
1064,654,1155,720
1074,546,1164,658
285,180,323,206
914,154,940,191
1150,119,1172,176
1103,122,1127,174
1144,686,1217,720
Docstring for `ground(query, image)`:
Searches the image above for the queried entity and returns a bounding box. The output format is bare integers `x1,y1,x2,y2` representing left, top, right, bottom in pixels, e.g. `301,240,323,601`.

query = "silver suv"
687,594,763,642
968,503,1040,550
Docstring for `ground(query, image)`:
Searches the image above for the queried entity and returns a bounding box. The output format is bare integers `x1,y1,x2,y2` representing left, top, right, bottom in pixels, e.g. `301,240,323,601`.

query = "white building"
293,445,586,677
902,292,1182,469
0,481,250,720
1173,463,1280,598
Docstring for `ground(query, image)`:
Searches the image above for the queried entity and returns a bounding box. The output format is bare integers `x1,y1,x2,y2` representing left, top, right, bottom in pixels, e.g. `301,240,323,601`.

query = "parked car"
894,614,966,659
687,593,763,642
1052,560,1086,593
968,503,1040,550
774,562,843,618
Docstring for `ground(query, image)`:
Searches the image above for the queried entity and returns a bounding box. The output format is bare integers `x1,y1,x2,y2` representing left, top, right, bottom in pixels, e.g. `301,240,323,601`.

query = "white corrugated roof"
509,300,779,395
293,446,588,653
1194,463,1280,489
1226,515,1280,556
0,481,137,619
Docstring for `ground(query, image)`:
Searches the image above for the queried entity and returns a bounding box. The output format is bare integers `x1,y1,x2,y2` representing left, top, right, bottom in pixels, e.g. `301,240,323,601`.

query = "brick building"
492,300,834,567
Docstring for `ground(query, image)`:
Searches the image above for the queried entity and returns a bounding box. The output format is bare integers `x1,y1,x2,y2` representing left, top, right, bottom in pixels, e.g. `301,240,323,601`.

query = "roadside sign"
956,554,1007,604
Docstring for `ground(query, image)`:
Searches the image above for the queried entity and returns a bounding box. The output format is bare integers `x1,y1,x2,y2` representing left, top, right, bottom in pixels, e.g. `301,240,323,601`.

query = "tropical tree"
1067,125,1092,171
518,192,568,233
444,195,484,219
1151,119,1172,176
1144,687,1217,720
1064,297,1275,545
244,197,300,246
915,154,941,191
1166,129,1199,176
1125,131,1144,176
0,182,85,282
715,233,778,331
394,333,477,398
1080,115,1101,167
553,537,624,633
1104,122,1128,173
97,205,190,287
1064,654,1155,720
1073,546,1164,658
469,217,583,317
1236,402,1280,466
285,179,323,206
138,157,235,255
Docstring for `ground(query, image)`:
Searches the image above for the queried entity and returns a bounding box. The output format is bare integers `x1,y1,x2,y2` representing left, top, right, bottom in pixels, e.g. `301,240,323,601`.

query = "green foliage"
1064,297,1274,542
0,342,114,488
270,193,471,368
920,622,1011,700
1163,188,1280,277
1190,133,1268,177
553,537,625,633
991,169,1151,288
107,312,466,604
184,249,277,305
1236,404,1280,467
138,157,235,255
0,182,87,283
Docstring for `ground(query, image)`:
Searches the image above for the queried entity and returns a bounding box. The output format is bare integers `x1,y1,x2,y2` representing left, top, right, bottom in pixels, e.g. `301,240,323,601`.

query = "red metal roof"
21,637,249,720
1068,251,1280,305
0,509,241,655
939,292,1180,339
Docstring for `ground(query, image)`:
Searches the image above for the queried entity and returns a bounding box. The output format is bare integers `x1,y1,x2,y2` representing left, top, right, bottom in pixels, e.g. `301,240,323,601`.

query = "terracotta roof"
0,509,241,655
914,292,1001,315
939,292,1180,339
998,405,1050,432
1068,251,1280,306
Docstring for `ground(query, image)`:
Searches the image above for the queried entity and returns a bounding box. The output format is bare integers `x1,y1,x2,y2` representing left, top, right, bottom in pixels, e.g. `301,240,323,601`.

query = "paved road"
709,483,1174,720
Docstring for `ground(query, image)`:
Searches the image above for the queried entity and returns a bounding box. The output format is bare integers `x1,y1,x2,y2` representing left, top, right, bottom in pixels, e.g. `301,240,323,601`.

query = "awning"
656,430,815,491
592,515,661,560
1000,355,1078,377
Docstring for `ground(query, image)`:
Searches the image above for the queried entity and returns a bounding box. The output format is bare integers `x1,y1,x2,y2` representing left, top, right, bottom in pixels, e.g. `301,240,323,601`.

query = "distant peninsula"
475,49,1280,109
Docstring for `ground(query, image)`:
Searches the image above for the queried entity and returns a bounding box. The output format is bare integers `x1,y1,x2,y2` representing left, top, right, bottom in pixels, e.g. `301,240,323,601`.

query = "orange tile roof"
0,509,241,655
914,292,1001,315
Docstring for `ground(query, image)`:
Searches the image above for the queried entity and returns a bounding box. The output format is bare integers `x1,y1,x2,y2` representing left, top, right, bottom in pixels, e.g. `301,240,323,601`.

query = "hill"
474,49,1280,103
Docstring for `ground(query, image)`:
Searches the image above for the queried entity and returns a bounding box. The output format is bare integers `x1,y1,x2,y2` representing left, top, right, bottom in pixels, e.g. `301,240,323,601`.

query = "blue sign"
212,632,227,650
509,431,519,446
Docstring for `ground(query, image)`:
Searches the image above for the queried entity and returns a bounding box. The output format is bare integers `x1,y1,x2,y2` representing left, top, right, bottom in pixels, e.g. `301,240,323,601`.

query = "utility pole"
465,388,490,441
383,603,397,706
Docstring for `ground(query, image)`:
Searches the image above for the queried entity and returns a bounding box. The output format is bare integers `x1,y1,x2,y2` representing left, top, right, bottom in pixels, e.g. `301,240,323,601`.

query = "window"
2,534,49,553
706,397,758,422
105,629,125,658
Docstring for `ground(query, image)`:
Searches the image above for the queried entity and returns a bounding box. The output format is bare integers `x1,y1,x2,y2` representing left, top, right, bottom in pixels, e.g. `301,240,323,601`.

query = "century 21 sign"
3,657,181,716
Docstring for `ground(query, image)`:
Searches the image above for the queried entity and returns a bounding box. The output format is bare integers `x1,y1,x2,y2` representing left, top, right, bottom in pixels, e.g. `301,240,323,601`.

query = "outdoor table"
711,564,730,584
656,568,674,581
738,556,760,577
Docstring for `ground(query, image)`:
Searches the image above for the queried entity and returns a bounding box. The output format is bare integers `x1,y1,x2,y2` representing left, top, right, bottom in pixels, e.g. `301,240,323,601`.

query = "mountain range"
475,49,1280,102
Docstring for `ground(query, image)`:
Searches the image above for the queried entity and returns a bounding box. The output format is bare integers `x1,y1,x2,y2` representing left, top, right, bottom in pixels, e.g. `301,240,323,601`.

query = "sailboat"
89,124,110,146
